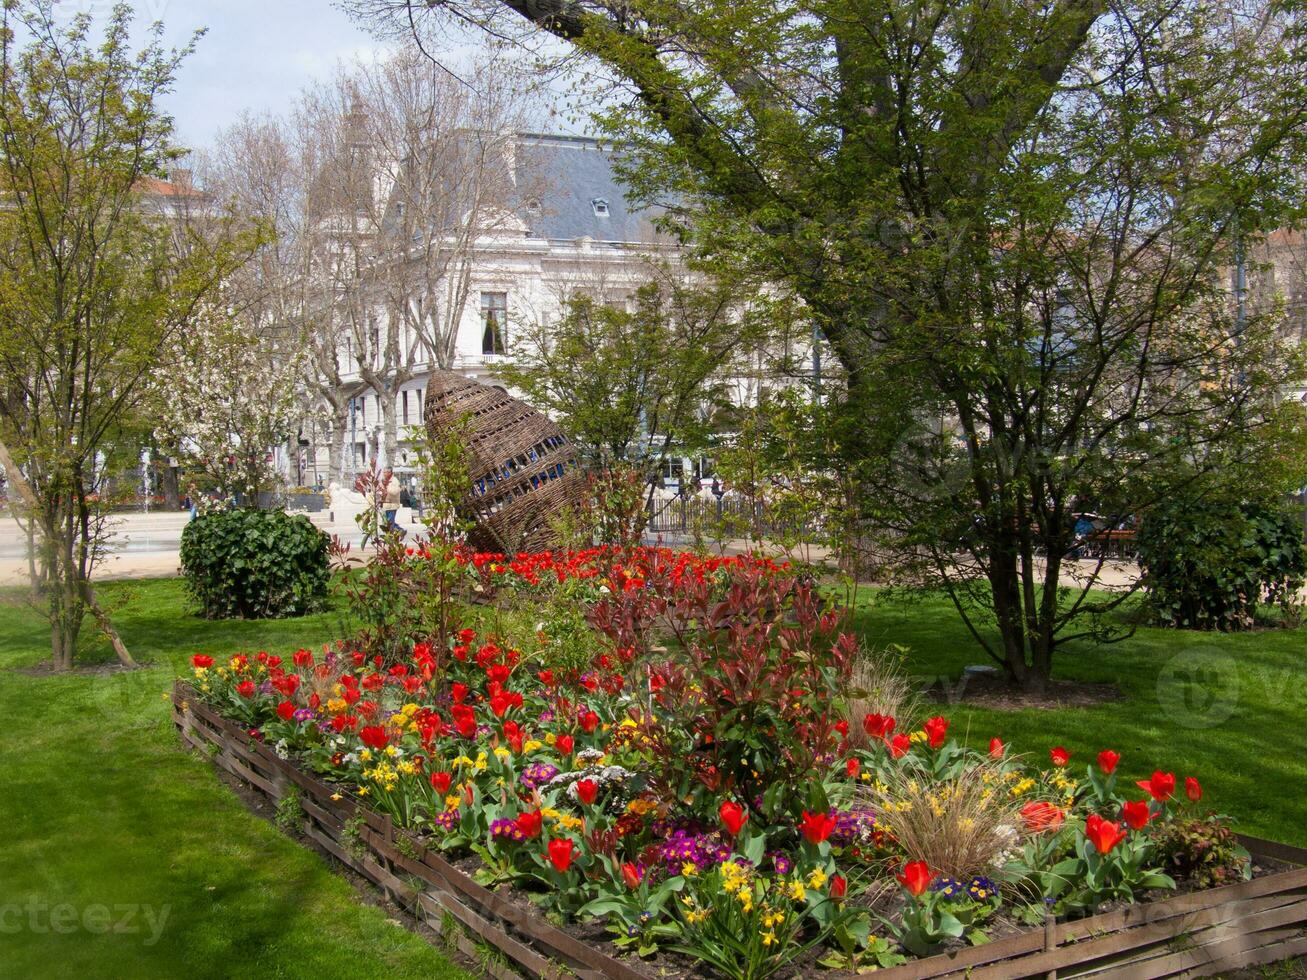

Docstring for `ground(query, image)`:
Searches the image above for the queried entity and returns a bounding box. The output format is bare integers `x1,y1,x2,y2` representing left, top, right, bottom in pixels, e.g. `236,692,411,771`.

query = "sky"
53,0,389,151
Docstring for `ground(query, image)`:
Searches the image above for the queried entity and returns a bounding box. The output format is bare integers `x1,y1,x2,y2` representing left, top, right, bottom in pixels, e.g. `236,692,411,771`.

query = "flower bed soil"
173,681,1307,980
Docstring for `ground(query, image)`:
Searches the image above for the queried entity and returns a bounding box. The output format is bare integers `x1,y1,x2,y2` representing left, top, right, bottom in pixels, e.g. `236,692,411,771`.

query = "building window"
402,390,409,425
482,291,507,355
592,198,610,217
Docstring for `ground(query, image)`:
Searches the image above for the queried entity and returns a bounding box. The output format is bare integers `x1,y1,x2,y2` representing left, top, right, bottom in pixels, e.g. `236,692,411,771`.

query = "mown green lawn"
0,578,469,980
851,591,1307,846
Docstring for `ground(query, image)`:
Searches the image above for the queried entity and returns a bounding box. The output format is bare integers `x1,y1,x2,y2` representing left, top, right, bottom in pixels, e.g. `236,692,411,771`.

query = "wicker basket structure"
423,370,586,553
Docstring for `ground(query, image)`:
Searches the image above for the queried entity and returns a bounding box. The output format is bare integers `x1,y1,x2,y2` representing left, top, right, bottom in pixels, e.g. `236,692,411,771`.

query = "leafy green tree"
0,2,250,669
362,0,1307,690
495,269,745,473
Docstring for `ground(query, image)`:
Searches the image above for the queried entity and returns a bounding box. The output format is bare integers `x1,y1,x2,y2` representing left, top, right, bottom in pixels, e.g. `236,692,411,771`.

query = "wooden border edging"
171,682,1307,980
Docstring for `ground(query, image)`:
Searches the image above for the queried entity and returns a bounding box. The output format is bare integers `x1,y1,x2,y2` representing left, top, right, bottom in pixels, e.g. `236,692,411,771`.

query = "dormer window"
591,198,610,217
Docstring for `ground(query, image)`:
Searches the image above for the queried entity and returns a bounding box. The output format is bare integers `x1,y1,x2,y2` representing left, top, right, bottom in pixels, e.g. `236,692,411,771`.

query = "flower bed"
174,549,1307,979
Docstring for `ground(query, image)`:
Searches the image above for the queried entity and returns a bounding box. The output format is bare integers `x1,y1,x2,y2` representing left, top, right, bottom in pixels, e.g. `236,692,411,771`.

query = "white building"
298,132,796,490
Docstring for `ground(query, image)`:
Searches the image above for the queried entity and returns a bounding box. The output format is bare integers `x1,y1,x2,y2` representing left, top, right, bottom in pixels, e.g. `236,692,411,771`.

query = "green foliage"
1137,496,1307,631
273,786,305,835
180,509,330,619
1149,816,1252,891
495,272,746,471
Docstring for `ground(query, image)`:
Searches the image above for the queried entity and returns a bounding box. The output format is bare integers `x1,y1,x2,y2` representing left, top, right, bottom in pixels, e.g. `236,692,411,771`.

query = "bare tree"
291,51,541,471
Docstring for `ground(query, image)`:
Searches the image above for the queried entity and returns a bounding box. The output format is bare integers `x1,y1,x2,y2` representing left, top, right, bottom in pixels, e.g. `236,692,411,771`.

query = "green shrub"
1149,816,1250,889
1137,495,1306,630
180,509,330,619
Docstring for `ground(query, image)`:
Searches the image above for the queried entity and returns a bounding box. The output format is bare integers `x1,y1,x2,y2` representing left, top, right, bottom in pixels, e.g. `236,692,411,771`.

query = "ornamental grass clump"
842,646,918,752
860,757,1023,879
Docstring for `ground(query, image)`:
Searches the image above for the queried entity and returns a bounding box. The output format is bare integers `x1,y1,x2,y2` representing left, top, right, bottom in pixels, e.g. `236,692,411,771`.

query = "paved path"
1,511,1141,592
0,509,428,587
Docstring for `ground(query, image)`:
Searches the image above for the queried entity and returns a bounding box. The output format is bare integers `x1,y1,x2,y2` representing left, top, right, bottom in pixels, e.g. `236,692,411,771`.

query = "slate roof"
514,134,665,245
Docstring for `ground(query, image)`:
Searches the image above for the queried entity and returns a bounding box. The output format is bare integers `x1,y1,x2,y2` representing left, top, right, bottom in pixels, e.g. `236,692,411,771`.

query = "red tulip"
1136,771,1176,802
555,734,574,756
1021,800,1065,833
889,733,912,759
989,737,1005,759
575,779,598,805
579,710,600,733
863,713,896,740
834,719,849,738
830,874,847,899
1122,800,1152,830
516,809,543,839
430,771,452,794
1050,746,1070,767
276,700,295,721
621,862,643,889
360,725,389,750
846,757,860,778
489,693,511,718
719,800,748,836
236,680,256,698
191,654,214,669
1185,777,1202,803
1085,813,1127,854
799,810,838,845
924,716,949,749
292,648,313,667
547,837,576,873
896,860,932,896
1097,749,1120,775
451,682,468,704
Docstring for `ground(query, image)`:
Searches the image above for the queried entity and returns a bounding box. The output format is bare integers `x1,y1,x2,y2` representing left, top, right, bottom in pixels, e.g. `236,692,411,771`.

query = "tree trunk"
0,436,136,670
161,463,180,510
326,400,348,486
380,390,399,470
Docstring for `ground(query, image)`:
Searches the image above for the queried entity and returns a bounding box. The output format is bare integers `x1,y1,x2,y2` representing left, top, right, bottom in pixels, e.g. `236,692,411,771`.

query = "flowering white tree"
153,307,304,502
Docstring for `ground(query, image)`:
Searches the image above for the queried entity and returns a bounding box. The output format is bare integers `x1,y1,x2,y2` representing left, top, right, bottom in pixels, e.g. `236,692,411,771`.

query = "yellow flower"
493,747,511,760
444,794,461,810
545,732,557,746
761,931,776,947
327,698,346,713
330,793,342,801
787,880,806,902
359,749,373,762
385,745,399,757
523,740,543,753
681,862,699,878
626,799,656,816
357,786,370,796
806,868,827,890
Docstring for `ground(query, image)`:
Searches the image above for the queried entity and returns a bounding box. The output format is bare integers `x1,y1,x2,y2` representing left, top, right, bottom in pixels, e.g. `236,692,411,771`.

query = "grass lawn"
851,591,1307,846
0,578,469,980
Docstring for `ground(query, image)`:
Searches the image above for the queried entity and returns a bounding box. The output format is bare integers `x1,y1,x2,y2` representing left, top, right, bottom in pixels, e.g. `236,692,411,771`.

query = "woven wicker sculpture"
424,370,586,553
